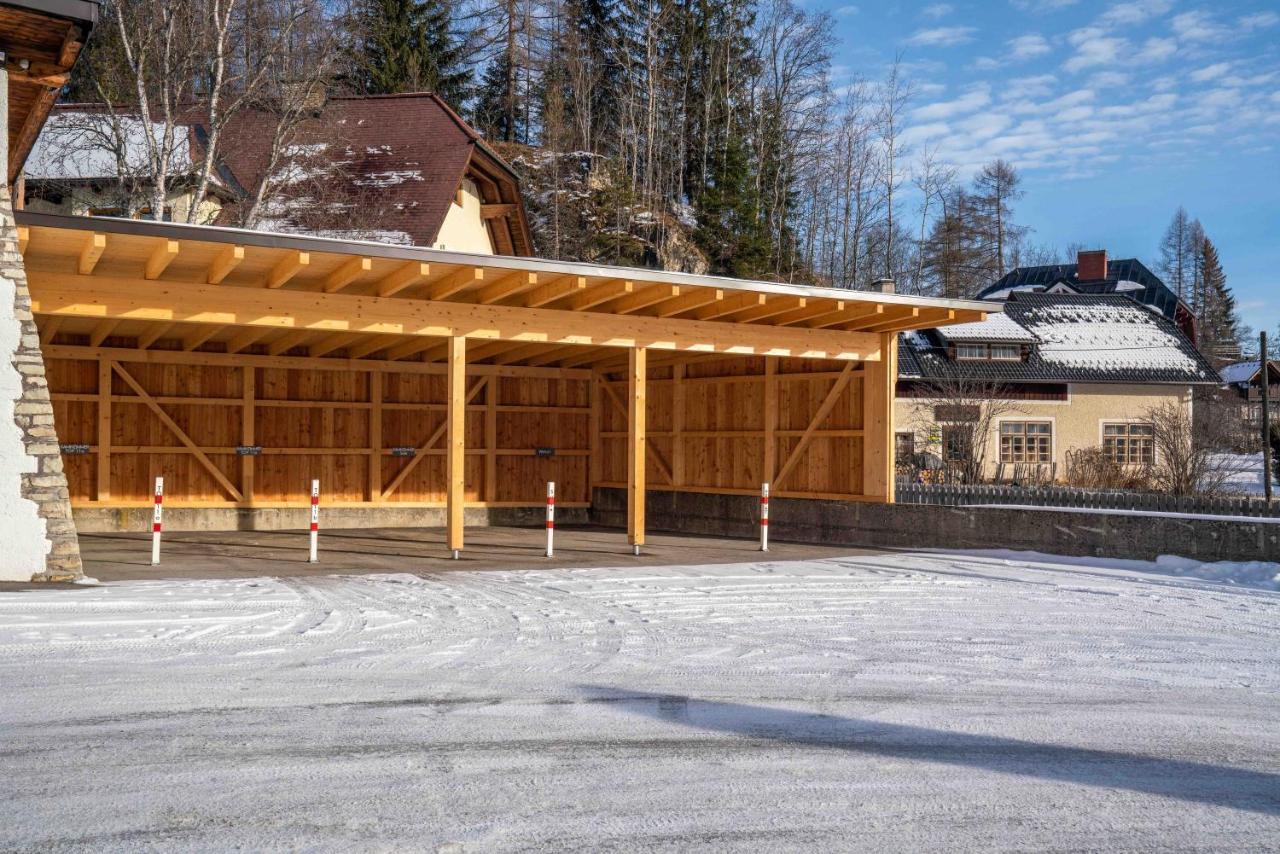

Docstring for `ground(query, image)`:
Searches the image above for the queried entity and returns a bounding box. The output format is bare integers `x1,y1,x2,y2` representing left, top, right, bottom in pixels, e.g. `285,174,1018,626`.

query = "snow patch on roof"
27,113,198,180
935,312,1037,343
1024,302,1204,376
1220,361,1261,384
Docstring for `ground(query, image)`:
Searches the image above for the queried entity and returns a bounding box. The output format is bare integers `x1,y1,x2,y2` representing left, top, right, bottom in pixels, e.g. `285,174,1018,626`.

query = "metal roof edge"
16,210,996,314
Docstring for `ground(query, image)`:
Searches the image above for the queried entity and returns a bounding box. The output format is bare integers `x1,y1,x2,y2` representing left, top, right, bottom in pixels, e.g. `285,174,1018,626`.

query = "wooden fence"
895,481,1280,519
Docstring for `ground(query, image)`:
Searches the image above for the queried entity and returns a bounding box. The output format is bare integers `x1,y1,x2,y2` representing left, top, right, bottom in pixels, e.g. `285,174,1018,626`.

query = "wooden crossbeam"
773,363,857,490
324,256,372,293
383,337,440,361
767,300,844,327
88,318,119,347
376,261,430,297
475,271,538,304
731,296,805,323
266,251,309,288
110,360,243,501
611,284,679,315
425,266,483,300
480,203,516,219
850,306,919,332
458,340,514,362
144,239,180,280
182,326,222,352
602,374,672,484
859,307,955,333
653,288,722,318
490,341,554,366
571,279,632,311
78,232,106,275
349,337,393,359
17,226,29,255
525,275,587,307
694,292,765,320
206,245,244,284
810,304,883,329
137,323,174,350
267,329,315,356
381,375,487,500
308,331,365,358
38,315,62,345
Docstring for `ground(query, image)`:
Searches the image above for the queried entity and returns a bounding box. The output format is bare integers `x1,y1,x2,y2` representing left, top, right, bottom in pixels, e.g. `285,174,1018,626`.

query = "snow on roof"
1022,301,1203,376
1220,361,1261,384
26,112,198,180
935,311,1037,343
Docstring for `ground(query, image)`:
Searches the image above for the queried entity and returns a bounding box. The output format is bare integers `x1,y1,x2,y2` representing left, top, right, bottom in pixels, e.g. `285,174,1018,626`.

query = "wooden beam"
38,315,62,345
57,24,83,67
521,343,587,367
78,232,106,275
144,239,180,280
88,318,119,347
694,292,765,321
96,359,111,500
376,261,430,297
110,361,243,501
241,366,255,501
475,271,537,304
446,336,466,555
206,245,244,284
383,338,439,361
324,256,372,293
672,363,685,486
426,266,483,300
589,373,602,489
480,202,516,219
17,226,29,255
773,363,857,490
182,326,222,351
767,301,845,327
654,288,722,318
490,341,555,366
484,372,498,501
846,306,918,332
368,369,381,501
628,347,646,549
602,377,672,484
29,272,881,361
571,279,632,311
525,275,587,307
137,323,174,350
267,329,314,356
380,376,487,500
348,337,392,359
265,251,309,288
763,357,777,482
308,331,363,358
610,285,679,315
730,296,806,323
226,327,270,354
858,307,953,334
861,333,897,502
810,303,883,329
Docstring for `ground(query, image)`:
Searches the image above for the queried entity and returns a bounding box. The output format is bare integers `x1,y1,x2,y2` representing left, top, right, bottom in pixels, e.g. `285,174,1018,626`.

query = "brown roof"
217,93,533,254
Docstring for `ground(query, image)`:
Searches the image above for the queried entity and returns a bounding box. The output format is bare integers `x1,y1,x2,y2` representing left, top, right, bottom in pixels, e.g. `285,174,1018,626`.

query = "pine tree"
1158,206,1195,301
348,0,470,104
971,159,1026,279
1197,235,1243,364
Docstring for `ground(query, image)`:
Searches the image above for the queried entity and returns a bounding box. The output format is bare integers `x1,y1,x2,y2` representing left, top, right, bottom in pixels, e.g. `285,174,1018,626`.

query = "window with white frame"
955,343,987,360
989,343,1021,360
1102,423,1154,465
999,421,1052,463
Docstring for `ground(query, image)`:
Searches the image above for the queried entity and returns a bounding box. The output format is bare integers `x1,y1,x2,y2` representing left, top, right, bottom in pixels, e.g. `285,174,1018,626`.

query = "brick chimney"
1077,249,1108,282
873,277,896,294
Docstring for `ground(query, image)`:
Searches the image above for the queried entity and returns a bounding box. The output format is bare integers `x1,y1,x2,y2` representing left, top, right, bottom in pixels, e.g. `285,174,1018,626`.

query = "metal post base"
632,544,640,556
451,549,461,560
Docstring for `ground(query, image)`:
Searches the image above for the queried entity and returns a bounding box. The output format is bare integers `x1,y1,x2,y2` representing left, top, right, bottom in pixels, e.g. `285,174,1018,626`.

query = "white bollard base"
632,544,641,556
451,549,461,560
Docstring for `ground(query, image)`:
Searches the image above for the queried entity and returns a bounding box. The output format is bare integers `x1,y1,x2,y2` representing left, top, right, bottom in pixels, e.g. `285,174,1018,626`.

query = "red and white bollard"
545,481,555,558
759,482,770,552
151,476,164,565
308,479,320,564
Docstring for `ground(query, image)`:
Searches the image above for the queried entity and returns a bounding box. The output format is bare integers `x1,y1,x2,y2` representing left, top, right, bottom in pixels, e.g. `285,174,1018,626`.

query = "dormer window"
990,344,1021,361
952,342,1024,362
956,344,988,360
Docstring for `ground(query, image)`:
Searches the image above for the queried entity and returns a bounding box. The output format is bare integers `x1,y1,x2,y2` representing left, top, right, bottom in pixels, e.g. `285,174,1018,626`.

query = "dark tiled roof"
899,292,1219,385
977,258,1183,322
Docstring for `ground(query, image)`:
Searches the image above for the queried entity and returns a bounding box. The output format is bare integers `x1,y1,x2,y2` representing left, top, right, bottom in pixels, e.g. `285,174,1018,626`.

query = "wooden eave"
18,211,989,371
0,0,98,184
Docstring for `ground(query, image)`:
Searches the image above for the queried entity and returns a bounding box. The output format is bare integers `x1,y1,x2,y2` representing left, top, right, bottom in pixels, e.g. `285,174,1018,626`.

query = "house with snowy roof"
21,93,533,255
1218,359,1280,441
895,289,1220,483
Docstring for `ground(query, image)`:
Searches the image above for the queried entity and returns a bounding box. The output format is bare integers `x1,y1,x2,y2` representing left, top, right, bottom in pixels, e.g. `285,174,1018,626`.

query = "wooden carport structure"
18,210,990,555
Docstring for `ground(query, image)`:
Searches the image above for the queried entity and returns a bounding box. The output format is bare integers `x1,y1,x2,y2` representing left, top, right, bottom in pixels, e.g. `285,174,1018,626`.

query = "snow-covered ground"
2,551,1279,851
1213,452,1279,496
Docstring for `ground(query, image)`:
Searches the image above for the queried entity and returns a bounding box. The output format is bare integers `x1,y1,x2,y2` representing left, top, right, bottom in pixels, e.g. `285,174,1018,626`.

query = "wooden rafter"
773,362,857,490
324,256,372,293
765,301,844,327
266,251,309,288
571,279,632,311
110,360,244,501
851,306,920,333
78,232,105,275
38,315,62,345
611,284,679,315
525,275,587,307
730,296,806,323
144,239,180,280
206,245,244,284
425,266,483,300
137,323,174,350
376,261,429,297
88,318,119,347
17,226,29,255
182,326,222,352
308,331,364,358
226,326,270,354
267,329,315,356
694,292,765,321
475,271,537,304
653,288,722,318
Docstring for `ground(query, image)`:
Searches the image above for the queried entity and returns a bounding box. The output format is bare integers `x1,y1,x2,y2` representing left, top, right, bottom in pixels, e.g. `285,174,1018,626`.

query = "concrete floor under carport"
74,525,879,582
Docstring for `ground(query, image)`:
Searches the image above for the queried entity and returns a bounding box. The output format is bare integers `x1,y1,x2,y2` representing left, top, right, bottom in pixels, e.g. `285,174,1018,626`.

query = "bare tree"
910,145,954,295
905,374,1022,484
1146,398,1235,496
876,55,912,280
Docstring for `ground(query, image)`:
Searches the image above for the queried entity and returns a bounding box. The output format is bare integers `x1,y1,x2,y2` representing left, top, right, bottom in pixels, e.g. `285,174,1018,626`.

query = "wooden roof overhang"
18,211,990,373
0,0,98,183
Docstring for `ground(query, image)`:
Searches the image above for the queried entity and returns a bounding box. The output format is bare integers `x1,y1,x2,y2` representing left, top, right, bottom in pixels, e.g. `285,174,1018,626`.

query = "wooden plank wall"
597,356,872,500
46,352,592,507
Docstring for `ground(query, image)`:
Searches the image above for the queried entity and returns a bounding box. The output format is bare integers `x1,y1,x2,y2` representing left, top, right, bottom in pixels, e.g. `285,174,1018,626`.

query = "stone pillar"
0,65,83,582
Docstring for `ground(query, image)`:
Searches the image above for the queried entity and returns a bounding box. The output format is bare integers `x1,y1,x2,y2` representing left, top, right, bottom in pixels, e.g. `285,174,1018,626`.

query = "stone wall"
0,189,82,581
591,487,1280,563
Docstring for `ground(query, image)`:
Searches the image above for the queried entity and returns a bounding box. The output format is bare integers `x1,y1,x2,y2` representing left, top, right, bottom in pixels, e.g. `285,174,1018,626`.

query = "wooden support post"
589,371,602,491
672,363,685,486
447,335,466,557
368,368,382,501
241,366,255,501
485,374,498,501
96,358,111,500
860,333,898,502
763,357,777,482
627,347,646,554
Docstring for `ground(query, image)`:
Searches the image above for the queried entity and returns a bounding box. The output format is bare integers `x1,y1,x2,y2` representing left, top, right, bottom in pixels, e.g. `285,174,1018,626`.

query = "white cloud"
1003,74,1058,99
911,85,992,120
833,4,859,17
906,26,977,47
1190,62,1231,83
1010,0,1080,11
1090,71,1130,88
1171,11,1230,43
1063,28,1125,72
954,113,1013,139
1008,34,1051,59
1135,36,1177,63
973,57,1001,71
1098,0,1172,26
920,3,953,18
1150,75,1178,91
1239,11,1279,30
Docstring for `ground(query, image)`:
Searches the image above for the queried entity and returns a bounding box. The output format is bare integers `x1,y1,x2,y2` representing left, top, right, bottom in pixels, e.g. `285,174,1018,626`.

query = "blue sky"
811,0,1279,338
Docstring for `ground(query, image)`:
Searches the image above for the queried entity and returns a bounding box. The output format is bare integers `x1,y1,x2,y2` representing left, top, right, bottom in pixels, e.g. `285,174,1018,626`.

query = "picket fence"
894,481,1280,519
